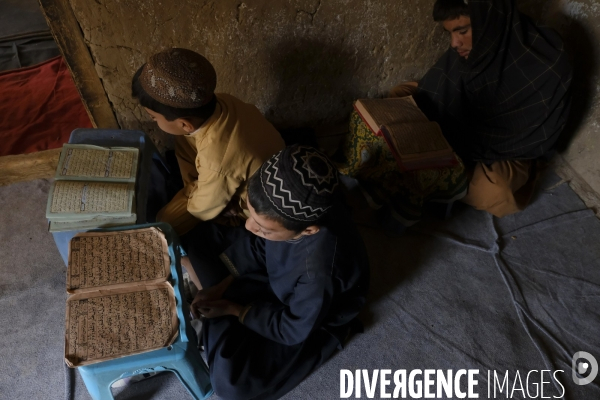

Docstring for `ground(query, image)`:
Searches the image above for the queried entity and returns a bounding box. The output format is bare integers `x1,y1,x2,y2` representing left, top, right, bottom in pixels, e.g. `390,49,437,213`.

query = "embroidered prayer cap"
139,48,217,108
260,145,340,222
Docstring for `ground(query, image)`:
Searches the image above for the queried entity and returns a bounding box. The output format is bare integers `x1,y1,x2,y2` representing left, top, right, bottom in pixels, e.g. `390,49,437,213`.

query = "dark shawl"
414,0,572,164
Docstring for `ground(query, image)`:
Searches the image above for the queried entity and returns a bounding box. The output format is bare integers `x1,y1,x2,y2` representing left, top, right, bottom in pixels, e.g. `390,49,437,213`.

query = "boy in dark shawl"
390,0,572,217
186,145,369,400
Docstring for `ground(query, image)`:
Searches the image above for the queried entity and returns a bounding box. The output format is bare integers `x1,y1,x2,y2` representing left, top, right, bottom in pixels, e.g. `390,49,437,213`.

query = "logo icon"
572,351,598,385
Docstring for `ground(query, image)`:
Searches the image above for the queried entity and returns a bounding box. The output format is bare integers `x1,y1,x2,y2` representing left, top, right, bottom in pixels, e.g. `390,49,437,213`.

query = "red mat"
0,55,92,156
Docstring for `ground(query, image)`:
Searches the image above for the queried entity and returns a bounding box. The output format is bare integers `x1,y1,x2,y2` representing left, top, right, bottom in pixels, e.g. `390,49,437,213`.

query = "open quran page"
56,144,138,182
355,96,429,134
46,181,134,219
383,121,452,157
67,227,171,293
65,283,179,367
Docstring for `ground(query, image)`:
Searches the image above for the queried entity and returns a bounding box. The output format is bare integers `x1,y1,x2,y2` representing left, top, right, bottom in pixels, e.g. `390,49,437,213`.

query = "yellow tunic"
156,93,285,235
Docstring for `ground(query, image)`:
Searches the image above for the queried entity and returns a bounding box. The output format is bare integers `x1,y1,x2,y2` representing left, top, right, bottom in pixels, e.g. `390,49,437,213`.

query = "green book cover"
46,144,139,223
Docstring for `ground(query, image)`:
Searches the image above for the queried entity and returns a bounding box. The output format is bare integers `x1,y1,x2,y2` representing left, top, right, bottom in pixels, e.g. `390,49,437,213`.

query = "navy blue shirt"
221,208,369,346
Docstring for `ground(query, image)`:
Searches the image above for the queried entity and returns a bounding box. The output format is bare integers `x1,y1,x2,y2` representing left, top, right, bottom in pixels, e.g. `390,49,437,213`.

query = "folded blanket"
0,55,92,156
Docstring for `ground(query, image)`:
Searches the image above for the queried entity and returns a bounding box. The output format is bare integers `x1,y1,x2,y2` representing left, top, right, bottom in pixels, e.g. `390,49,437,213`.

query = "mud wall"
68,0,600,195
68,0,447,149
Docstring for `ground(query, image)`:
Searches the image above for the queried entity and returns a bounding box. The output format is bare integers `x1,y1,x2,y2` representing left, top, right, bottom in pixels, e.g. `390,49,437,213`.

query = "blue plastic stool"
74,223,213,400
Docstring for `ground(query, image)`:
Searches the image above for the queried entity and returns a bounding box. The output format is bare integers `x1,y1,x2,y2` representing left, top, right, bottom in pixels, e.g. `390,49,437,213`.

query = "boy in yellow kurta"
132,48,284,236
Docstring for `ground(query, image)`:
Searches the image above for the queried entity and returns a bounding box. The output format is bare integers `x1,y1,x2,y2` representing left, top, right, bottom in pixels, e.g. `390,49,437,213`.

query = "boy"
132,48,285,235
188,145,370,400
390,0,571,217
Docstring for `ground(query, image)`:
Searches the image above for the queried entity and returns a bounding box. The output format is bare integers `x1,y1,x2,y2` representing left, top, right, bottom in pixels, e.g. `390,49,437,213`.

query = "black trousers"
204,314,339,400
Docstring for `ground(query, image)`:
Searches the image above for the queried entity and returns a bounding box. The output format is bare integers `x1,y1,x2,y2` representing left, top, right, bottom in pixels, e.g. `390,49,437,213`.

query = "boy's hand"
192,285,222,305
221,208,238,217
220,198,243,218
388,81,419,98
192,299,242,318
190,275,234,318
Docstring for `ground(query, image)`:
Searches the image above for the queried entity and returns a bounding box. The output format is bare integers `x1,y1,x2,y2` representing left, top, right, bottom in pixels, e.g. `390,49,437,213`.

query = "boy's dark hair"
247,171,322,233
131,64,217,121
433,0,470,22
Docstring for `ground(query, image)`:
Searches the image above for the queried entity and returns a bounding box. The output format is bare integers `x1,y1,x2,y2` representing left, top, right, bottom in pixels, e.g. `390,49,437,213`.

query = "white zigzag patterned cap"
259,145,339,222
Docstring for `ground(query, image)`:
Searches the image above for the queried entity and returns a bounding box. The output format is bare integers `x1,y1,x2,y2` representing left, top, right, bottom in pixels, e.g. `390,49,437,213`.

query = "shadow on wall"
267,38,365,130
553,17,598,153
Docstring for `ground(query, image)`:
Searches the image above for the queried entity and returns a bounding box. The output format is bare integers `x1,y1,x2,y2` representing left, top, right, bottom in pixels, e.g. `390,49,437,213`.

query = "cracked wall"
68,0,600,195
68,0,448,150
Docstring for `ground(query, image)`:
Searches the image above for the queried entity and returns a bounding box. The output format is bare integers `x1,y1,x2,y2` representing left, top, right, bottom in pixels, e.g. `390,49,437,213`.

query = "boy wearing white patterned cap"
188,145,369,400
132,48,284,235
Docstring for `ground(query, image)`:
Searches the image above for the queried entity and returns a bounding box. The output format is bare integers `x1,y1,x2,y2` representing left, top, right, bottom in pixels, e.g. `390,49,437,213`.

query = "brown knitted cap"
139,48,217,108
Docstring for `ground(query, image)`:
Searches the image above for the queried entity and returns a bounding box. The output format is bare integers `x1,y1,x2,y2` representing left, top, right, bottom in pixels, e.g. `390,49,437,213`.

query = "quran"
46,144,139,232
354,97,458,171
64,227,179,367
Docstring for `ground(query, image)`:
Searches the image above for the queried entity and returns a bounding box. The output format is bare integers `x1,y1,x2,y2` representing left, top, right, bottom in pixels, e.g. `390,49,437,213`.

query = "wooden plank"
38,0,119,129
0,149,62,186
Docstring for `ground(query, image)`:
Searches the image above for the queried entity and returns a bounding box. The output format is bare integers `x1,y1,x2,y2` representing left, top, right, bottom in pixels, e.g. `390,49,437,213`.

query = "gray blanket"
1,172,598,399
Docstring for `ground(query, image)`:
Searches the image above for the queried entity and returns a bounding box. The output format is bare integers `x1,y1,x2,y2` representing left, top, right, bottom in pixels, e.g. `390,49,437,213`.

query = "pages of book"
66,227,171,293
355,97,428,134
382,121,452,157
65,283,179,367
354,96,458,171
46,181,135,219
56,144,138,182
64,227,178,367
